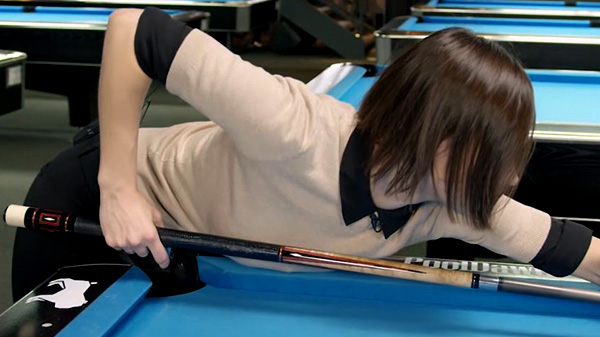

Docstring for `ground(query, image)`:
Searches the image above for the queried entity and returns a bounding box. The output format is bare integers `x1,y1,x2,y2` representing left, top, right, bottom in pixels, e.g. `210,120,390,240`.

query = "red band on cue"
277,246,285,262
31,208,38,230
64,213,71,232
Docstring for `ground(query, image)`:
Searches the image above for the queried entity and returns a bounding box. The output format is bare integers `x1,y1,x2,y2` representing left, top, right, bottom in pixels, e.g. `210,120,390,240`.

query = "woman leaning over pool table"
12,7,600,300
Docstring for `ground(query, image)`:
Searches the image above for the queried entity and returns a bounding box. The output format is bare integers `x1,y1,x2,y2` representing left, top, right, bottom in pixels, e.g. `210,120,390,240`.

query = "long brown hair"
357,28,535,229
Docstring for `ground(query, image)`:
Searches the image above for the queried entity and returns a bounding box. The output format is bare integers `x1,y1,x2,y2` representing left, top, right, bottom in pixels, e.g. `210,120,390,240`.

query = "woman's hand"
97,10,165,266
99,185,170,269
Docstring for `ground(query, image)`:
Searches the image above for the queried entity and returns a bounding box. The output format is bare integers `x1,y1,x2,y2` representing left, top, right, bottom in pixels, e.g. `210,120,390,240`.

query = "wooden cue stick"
4,204,600,303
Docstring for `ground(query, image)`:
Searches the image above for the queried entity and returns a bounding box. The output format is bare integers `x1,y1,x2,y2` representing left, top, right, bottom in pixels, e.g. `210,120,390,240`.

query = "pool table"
0,49,26,116
0,0,277,33
308,63,600,144
1,255,599,337
412,0,600,20
375,15,600,69
309,63,600,259
0,6,209,126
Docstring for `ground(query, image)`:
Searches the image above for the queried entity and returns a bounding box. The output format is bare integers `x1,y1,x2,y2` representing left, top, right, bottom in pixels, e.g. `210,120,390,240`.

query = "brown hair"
357,28,535,229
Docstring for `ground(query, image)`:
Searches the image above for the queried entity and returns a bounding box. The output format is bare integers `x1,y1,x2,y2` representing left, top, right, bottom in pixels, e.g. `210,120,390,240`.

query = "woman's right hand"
98,9,163,267
99,186,170,269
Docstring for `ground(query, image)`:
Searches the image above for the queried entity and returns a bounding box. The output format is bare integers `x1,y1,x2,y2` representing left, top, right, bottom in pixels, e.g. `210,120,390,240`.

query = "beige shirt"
135,29,551,268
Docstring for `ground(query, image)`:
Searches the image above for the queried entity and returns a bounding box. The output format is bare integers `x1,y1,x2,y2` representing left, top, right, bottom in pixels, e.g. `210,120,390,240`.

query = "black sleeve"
530,218,593,277
134,7,193,84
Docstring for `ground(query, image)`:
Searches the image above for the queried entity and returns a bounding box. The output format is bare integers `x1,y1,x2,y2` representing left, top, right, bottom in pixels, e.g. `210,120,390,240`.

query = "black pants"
12,122,122,301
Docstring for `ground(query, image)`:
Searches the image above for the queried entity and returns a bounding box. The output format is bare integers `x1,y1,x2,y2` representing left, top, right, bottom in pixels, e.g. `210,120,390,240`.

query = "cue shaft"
499,277,600,303
280,251,600,303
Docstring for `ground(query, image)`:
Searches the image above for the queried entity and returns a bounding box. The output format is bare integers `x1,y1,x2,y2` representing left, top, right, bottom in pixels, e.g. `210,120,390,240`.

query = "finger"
104,235,121,250
123,247,135,255
147,236,170,269
133,245,149,258
152,209,165,228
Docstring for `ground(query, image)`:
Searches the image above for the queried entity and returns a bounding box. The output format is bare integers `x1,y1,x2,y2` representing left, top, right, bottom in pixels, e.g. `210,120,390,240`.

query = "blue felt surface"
428,0,600,10
58,267,152,337
337,77,377,109
104,257,600,337
0,7,184,23
185,0,257,2
328,69,600,126
397,15,600,37
327,66,367,100
530,70,600,125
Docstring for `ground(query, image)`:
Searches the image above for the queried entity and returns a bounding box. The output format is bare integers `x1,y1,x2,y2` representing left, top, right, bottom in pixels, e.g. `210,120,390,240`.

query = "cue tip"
3,204,28,228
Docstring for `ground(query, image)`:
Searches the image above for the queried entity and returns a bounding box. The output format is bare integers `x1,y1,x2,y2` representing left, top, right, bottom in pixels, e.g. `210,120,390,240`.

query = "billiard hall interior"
1,0,600,336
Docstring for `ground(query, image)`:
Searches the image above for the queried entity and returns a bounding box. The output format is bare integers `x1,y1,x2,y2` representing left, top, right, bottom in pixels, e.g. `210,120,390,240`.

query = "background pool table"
311,63,600,139
0,0,277,33
309,63,600,259
422,0,600,9
0,6,208,126
413,0,600,20
0,50,26,116
375,15,600,69
1,256,599,337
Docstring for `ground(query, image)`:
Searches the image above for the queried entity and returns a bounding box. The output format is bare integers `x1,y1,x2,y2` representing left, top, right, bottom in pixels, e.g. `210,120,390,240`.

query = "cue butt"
4,204,75,233
3,205,284,262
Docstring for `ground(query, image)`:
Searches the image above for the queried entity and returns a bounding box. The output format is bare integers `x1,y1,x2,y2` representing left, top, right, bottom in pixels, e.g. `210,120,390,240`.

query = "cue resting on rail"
4,204,600,303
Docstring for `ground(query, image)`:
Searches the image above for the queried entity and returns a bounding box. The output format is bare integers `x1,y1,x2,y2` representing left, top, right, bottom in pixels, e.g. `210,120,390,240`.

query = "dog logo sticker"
27,278,97,309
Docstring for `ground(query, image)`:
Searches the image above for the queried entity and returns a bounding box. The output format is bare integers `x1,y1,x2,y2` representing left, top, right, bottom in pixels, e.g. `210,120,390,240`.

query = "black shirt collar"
339,129,422,239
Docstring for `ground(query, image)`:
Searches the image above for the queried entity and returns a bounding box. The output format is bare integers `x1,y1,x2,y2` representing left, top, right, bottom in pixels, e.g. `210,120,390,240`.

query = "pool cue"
5,204,600,303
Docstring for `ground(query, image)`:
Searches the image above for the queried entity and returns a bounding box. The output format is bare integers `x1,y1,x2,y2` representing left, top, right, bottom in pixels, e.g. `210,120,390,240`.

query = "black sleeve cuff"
134,7,193,84
530,218,593,277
